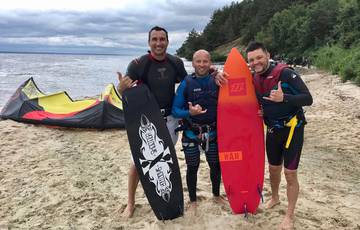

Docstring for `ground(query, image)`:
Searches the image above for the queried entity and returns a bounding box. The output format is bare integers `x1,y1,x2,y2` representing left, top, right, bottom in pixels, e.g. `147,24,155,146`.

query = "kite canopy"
1,78,125,129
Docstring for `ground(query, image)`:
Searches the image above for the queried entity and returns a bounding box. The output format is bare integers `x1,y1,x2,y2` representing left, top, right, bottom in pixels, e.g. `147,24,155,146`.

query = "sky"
0,0,236,55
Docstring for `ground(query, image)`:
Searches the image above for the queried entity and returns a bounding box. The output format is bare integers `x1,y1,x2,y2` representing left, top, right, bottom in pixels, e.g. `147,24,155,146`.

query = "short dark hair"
245,41,268,53
148,26,169,42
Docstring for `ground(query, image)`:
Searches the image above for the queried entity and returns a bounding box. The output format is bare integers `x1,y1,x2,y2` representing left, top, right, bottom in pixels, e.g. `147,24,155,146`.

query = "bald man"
172,50,225,213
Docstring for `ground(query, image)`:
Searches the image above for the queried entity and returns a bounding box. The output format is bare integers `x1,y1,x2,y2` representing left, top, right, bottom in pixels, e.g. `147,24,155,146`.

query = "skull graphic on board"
138,114,173,202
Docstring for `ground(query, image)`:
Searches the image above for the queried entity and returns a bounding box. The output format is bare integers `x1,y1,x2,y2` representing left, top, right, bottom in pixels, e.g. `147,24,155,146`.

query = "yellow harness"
285,115,298,148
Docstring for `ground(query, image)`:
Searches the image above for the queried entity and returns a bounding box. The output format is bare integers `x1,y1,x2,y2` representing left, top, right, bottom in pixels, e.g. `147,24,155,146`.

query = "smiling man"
117,26,188,218
172,49,226,214
246,41,313,230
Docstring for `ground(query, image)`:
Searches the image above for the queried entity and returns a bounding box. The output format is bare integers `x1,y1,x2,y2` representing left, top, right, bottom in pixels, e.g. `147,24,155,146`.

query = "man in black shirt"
117,26,187,218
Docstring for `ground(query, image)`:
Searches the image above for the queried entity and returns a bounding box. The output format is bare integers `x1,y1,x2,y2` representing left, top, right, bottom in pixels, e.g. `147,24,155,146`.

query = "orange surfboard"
217,48,265,214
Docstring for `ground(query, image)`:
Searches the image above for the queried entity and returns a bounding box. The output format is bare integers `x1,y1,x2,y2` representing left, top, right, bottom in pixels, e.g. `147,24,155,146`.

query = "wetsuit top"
253,63,313,125
172,74,218,139
126,53,187,114
172,74,218,123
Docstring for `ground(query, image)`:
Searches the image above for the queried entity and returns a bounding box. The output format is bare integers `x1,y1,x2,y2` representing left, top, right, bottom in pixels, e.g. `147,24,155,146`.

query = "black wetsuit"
254,63,313,170
126,53,187,116
172,74,221,202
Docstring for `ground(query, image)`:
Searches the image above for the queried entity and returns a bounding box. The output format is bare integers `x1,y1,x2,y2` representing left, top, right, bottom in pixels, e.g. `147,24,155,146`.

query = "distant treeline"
177,0,360,85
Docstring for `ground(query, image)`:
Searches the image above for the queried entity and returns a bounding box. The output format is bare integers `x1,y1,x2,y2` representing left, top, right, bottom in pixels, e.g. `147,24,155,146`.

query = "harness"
176,119,217,151
177,74,218,151
265,109,304,129
285,115,298,148
254,64,305,148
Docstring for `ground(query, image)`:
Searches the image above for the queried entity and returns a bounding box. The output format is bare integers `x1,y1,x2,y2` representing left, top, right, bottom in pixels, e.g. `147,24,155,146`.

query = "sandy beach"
0,69,359,229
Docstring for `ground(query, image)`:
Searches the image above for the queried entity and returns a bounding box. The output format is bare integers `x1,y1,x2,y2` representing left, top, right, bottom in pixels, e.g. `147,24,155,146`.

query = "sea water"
0,53,197,110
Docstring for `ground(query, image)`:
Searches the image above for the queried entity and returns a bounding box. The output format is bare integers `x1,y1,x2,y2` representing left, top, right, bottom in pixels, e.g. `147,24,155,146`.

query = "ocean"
0,53,195,110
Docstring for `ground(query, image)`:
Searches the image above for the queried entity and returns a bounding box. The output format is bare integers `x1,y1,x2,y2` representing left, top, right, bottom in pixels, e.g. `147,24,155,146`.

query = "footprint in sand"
278,209,286,215
196,195,207,202
73,180,89,189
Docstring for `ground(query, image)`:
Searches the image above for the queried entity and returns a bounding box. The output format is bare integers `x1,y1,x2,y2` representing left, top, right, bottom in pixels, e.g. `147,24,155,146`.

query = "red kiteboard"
217,48,265,214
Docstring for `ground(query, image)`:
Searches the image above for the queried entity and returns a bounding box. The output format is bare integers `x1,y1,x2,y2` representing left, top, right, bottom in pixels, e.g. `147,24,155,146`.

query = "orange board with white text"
217,48,265,214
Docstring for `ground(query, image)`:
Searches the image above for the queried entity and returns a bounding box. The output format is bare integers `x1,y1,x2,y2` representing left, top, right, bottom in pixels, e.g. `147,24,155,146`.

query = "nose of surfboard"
219,48,257,104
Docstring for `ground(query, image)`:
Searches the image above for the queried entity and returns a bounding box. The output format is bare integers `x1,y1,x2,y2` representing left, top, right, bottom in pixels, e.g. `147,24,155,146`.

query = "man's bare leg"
122,164,139,218
265,164,282,209
279,169,298,230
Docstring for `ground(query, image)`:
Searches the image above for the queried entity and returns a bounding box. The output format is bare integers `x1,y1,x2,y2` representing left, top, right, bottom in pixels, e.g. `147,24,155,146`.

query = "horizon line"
0,50,131,56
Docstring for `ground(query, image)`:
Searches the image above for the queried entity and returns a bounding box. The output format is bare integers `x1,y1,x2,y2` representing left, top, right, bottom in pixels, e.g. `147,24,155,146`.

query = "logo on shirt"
157,68,168,79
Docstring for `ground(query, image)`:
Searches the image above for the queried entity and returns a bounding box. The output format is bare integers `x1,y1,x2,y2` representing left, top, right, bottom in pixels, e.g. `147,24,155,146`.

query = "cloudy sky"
0,0,236,55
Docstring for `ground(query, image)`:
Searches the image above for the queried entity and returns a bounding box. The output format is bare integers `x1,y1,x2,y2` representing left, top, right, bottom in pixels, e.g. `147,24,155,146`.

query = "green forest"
177,0,360,85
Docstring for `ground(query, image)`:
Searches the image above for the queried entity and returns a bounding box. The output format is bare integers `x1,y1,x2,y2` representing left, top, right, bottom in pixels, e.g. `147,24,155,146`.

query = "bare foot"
279,215,294,230
121,204,135,218
187,202,197,216
265,198,280,209
213,195,228,206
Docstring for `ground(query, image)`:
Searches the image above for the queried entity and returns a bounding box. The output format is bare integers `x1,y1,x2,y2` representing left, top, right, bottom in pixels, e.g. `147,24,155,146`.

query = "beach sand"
0,70,359,229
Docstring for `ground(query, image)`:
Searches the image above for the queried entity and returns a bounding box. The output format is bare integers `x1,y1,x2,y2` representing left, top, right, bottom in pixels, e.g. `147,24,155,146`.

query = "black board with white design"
122,84,184,220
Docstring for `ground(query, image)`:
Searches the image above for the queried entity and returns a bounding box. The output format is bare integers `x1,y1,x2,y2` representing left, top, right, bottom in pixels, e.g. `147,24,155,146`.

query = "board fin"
243,203,248,218
257,184,264,203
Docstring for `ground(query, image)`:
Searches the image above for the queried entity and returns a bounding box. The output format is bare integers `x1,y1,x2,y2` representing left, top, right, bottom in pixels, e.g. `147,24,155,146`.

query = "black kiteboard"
122,84,184,220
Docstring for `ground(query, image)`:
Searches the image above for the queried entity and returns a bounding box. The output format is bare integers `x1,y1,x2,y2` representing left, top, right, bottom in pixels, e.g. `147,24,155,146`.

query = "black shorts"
266,125,304,170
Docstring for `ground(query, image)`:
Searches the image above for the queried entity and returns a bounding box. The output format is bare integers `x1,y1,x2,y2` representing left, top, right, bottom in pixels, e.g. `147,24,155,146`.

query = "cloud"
0,0,133,11
0,1,235,54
